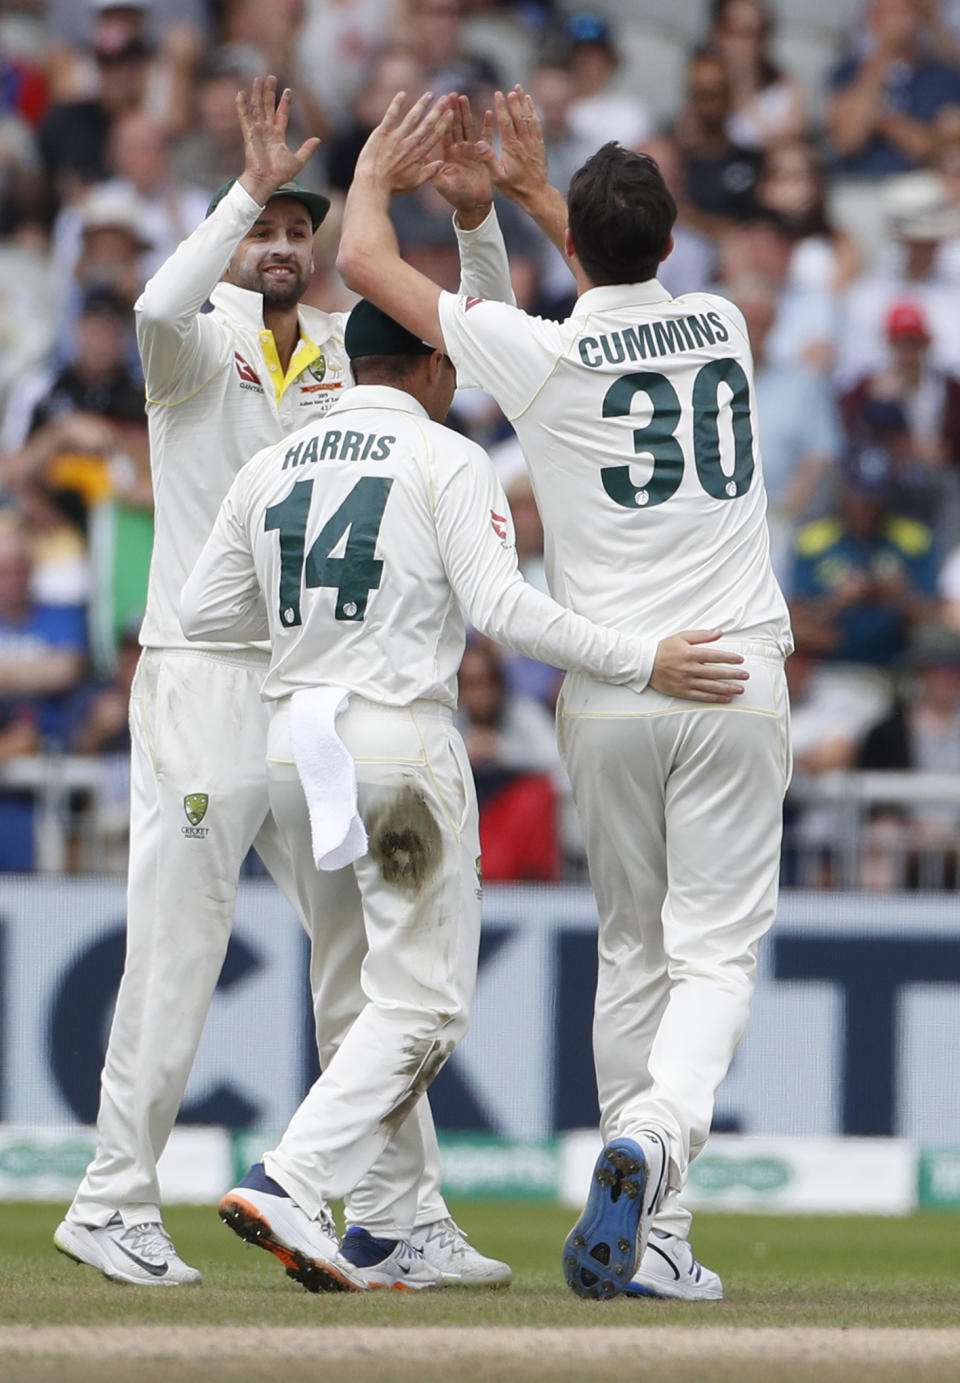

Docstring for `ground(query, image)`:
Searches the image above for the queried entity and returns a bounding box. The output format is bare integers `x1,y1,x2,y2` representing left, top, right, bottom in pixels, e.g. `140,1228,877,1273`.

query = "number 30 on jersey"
600,358,755,509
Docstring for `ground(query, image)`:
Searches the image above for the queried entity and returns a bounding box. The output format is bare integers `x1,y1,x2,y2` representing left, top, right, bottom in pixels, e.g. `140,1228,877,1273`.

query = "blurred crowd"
2,0,960,885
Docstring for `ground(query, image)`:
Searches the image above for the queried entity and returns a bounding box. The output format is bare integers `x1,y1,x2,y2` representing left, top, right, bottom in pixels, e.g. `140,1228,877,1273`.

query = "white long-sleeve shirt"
135,179,513,655
180,386,657,704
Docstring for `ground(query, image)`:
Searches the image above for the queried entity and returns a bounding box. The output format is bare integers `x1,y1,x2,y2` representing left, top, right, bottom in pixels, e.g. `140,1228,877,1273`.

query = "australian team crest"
306,353,327,384
184,793,209,826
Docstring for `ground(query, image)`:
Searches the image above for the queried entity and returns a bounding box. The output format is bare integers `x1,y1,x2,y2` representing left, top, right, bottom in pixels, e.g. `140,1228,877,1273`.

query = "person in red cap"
842,297,960,469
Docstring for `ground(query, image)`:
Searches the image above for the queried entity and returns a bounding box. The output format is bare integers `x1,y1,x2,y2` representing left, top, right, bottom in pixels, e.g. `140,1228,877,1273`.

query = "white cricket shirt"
180,385,657,704
438,280,793,654
135,180,513,655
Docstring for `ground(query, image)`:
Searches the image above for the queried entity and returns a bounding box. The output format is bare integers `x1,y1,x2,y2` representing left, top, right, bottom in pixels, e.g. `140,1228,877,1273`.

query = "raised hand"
354,91,454,195
476,86,550,204
432,94,497,226
236,75,321,205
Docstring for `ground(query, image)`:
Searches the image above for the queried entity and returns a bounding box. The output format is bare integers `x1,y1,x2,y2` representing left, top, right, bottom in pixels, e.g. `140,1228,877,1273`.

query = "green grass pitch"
1,1201,959,1383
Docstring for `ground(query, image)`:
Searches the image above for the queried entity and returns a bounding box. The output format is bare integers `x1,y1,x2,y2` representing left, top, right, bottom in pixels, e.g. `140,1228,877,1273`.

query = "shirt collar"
570,278,673,319
209,281,336,342
327,383,430,420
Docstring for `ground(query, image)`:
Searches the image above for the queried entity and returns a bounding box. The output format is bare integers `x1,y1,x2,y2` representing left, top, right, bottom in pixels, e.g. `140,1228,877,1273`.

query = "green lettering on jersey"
319,431,341,460
622,325,653,361
579,337,602,368
282,440,304,470
300,435,319,467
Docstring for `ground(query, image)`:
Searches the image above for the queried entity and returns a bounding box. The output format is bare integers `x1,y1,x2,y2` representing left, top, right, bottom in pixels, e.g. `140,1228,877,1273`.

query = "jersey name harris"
578,311,730,369
281,430,396,469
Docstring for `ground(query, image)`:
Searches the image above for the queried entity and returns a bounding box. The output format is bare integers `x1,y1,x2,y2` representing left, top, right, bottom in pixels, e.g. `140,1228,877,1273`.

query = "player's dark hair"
351,354,425,387
567,142,676,286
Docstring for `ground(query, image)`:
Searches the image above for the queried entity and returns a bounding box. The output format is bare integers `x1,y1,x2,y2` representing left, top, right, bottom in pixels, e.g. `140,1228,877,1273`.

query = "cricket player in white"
180,297,749,1292
54,78,518,1289
336,90,793,1301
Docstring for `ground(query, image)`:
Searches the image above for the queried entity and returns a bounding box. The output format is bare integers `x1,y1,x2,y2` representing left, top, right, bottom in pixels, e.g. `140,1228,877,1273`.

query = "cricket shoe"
625,1230,724,1301
562,1128,668,1301
341,1226,444,1290
53,1214,202,1286
218,1162,366,1293
409,1216,513,1287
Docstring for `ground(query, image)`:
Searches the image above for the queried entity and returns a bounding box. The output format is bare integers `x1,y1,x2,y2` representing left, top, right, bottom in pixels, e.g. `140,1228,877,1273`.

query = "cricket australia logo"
300,352,345,405
182,792,209,838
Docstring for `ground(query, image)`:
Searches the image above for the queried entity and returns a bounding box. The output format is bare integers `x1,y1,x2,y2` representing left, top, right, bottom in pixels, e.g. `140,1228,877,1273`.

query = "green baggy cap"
206,177,330,232
345,299,435,359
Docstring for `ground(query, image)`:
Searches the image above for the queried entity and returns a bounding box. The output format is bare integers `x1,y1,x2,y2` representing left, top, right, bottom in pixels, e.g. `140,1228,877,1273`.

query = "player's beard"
245,260,311,309
257,266,311,308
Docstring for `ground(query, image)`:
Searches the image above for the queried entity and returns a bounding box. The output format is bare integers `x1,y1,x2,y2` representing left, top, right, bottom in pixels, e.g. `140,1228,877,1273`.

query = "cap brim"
271,187,331,233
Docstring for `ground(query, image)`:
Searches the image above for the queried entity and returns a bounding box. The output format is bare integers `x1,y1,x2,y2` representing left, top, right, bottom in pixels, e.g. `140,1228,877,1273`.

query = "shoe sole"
624,1279,724,1301
562,1138,651,1301
365,1277,442,1292
218,1194,363,1294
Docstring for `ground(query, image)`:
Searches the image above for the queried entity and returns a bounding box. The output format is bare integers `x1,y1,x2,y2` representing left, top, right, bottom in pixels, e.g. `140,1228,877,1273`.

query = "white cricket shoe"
409,1217,513,1286
625,1230,724,1301
219,1162,367,1293
341,1227,444,1290
53,1214,202,1286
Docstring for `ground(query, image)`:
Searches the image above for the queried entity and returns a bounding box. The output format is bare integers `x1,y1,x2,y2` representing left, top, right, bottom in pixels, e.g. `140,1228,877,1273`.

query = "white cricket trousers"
557,641,791,1241
69,649,449,1233
262,695,482,1238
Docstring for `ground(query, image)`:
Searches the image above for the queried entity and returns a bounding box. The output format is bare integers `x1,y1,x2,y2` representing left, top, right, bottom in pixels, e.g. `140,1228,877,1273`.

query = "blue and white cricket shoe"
341,1226,444,1290
562,1129,668,1301
625,1230,724,1300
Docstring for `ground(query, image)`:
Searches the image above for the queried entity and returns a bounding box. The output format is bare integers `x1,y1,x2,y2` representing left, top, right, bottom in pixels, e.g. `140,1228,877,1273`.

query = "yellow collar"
258,329,323,402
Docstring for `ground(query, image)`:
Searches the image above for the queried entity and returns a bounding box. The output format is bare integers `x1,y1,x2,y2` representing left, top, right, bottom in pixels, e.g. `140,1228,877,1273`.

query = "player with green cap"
55,77,516,1292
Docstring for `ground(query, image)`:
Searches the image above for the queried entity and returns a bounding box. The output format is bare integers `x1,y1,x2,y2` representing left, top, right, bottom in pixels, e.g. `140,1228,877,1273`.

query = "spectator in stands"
637,133,715,297
755,139,861,295
781,648,862,887
39,8,155,199
294,0,402,142
456,638,562,881
48,181,154,349
834,172,960,392
0,518,87,749
670,48,762,236
68,617,140,870
486,436,561,709
44,0,207,139
564,11,651,153
842,301,960,471
172,43,259,193
408,0,501,108
1,286,150,547
0,203,57,417
788,444,940,739
727,274,841,583
527,58,595,316
103,109,209,275
857,620,960,888
828,0,960,179
708,0,805,151
325,47,427,196
714,213,836,371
